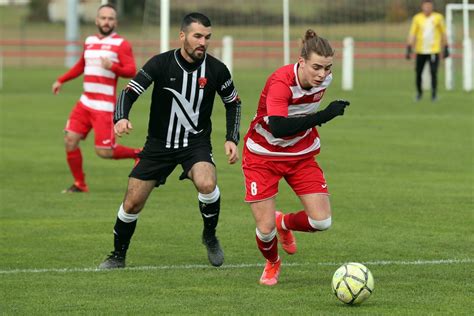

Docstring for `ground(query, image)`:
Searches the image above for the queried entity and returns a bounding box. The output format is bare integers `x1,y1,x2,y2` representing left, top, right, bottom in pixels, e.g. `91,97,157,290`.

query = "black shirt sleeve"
217,65,241,144
267,114,324,138
268,99,350,138
114,56,158,123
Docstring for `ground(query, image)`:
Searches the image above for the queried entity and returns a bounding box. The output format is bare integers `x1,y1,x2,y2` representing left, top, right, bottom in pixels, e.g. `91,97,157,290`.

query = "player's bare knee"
196,180,216,195
256,227,276,241
122,200,144,214
308,216,332,231
95,148,113,159
117,203,139,222
64,135,79,151
198,185,220,204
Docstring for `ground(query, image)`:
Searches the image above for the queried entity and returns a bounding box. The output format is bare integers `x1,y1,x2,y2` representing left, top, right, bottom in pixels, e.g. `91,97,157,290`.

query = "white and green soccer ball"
332,262,374,305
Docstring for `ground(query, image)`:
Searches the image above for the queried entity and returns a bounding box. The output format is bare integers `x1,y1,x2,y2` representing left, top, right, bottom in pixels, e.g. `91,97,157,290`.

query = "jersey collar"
174,49,206,73
96,32,116,40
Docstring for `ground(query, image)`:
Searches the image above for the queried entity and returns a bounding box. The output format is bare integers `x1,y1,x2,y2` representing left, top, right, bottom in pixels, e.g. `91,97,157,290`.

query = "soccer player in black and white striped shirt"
99,13,241,269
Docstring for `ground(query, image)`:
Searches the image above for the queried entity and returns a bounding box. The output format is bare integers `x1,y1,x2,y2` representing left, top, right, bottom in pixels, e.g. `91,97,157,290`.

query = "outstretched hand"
114,119,133,137
52,81,62,95
405,45,412,60
326,99,350,117
224,141,239,164
315,99,350,127
443,45,450,59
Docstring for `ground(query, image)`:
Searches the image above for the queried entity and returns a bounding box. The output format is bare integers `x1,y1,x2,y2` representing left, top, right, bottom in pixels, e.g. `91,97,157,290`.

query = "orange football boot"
259,257,281,286
275,211,297,254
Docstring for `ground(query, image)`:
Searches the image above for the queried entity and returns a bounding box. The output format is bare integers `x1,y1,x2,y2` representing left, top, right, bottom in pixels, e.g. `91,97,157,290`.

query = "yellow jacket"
409,12,446,54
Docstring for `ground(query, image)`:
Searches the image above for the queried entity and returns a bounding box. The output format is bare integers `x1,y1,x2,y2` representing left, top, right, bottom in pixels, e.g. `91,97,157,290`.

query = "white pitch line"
348,114,471,121
0,258,472,275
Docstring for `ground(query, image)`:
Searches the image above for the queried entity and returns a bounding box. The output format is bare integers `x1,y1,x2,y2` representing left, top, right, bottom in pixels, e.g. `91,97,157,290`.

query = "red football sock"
112,145,140,160
256,234,279,263
66,148,86,186
283,210,317,232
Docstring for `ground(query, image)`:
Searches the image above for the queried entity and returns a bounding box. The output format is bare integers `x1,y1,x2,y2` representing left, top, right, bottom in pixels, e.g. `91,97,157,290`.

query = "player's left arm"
439,15,450,58
109,40,137,78
217,66,241,164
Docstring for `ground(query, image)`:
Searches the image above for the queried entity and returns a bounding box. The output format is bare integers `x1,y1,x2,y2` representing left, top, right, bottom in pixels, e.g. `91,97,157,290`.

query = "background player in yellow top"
406,0,449,101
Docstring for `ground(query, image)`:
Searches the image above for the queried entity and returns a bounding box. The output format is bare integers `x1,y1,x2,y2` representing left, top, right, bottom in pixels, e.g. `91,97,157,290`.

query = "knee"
255,217,276,236
123,199,144,214
198,186,220,204
64,135,79,151
256,227,276,241
196,180,216,195
117,203,139,222
256,220,276,235
95,148,113,159
308,216,332,231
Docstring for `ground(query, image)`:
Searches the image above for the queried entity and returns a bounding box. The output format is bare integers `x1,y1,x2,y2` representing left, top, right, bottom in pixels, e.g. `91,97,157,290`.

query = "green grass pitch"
0,66,472,315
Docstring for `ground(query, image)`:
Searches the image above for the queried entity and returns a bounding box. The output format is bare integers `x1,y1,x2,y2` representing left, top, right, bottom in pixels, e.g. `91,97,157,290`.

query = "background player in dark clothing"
99,13,241,269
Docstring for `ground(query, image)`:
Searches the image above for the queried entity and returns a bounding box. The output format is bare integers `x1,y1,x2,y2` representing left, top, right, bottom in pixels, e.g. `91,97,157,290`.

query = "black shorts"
129,144,215,187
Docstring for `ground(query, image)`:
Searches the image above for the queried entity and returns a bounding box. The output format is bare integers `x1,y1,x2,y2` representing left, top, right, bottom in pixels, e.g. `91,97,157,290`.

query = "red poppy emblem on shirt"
313,90,325,102
198,77,207,89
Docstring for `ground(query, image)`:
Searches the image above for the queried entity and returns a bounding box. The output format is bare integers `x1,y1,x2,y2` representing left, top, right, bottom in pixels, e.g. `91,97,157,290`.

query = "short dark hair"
98,4,117,12
181,12,211,31
421,0,433,4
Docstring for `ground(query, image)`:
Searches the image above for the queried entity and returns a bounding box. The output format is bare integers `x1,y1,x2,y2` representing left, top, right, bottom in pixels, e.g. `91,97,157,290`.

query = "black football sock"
113,217,137,257
199,197,220,237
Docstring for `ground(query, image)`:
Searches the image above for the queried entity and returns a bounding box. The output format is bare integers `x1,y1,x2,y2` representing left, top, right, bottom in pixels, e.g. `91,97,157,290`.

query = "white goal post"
222,36,233,75
342,37,354,91
160,0,170,53
445,1,473,92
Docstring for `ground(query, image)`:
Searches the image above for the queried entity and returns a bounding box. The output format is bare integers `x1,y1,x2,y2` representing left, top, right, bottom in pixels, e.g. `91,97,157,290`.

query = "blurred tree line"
28,0,453,24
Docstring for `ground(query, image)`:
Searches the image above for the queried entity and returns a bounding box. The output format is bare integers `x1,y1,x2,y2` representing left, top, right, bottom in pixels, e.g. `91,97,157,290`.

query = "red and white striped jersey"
244,63,332,160
58,33,136,112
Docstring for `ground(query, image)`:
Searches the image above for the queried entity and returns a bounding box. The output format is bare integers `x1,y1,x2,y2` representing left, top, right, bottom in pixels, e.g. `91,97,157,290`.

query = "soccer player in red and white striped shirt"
242,29,350,286
52,4,140,193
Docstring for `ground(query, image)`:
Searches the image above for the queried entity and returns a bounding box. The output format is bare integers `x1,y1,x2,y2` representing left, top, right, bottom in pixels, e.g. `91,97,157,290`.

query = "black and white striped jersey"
115,49,241,153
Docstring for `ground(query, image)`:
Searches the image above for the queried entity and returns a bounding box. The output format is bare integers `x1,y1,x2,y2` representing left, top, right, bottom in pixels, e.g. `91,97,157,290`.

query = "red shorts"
65,102,115,148
242,149,329,202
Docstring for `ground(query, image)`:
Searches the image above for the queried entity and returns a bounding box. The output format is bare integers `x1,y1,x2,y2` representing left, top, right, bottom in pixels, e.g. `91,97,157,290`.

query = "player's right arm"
113,56,159,136
406,15,418,59
266,78,349,138
52,53,85,94
114,119,134,137
268,100,350,138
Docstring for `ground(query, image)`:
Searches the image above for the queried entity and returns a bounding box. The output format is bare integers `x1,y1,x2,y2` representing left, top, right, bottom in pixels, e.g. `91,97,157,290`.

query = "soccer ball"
332,262,374,305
